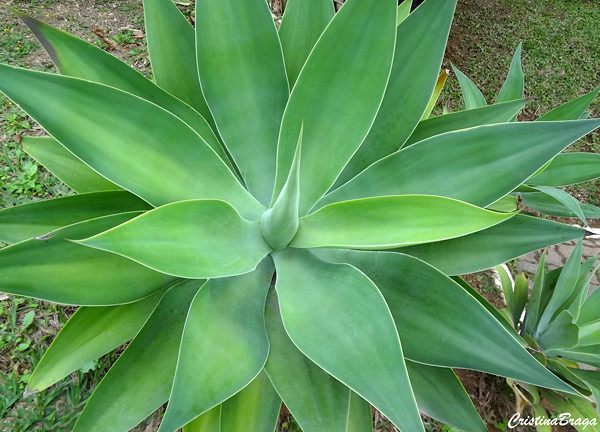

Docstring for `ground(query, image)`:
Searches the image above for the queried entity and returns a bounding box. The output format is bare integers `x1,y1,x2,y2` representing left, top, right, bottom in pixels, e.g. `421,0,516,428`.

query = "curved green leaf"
321,120,600,209
337,0,457,185
28,289,165,392
313,249,573,393
397,0,413,25
422,69,449,120
143,0,213,124
265,289,351,432
195,0,289,205
22,136,120,193
346,393,373,432
406,362,485,432
529,153,600,186
183,406,220,432
292,196,514,250
73,280,203,432
579,289,600,326
538,310,579,350
399,214,585,275
183,372,281,432
404,100,526,147
273,0,397,215
537,86,600,121
536,240,583,334
78,200,271,279
570,369,600,413
533,186,587,225
496,43,524,103
278,0,334,86
14,11,228,165
220,371,281,432
0,213,176,305
273,249,424,432
523,252,548,336
520,192,600,219
452,64,487,109
159,260,273,432
0,65,262,219
0,191,149,244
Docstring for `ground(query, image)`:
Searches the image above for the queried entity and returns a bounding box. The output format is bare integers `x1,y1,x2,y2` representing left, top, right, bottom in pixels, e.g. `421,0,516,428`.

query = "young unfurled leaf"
452,64,487,109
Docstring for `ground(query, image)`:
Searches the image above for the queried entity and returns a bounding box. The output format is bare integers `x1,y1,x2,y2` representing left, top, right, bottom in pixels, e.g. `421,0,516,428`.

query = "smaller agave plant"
0,0,600,431
497,243,600,432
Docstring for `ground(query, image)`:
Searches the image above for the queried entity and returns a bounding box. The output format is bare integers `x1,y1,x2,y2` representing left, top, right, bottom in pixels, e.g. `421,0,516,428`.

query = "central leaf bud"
260,207,299,250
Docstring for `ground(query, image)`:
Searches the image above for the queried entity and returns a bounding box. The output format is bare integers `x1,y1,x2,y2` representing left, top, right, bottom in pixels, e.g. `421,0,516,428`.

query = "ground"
0,0,598,431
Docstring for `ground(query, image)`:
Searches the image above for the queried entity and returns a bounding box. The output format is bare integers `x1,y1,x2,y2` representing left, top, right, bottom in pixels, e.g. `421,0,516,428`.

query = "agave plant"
496,244,600,431
1,0,600,430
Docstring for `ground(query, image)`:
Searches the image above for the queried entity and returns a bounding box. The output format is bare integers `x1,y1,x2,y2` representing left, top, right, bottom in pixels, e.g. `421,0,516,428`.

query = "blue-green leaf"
452,64,487,109
496,43,524,103
537,86,600,121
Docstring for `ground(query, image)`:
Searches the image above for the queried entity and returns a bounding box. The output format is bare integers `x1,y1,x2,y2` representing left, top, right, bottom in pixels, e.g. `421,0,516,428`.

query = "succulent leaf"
292,195,515,249
160,260,273,431
0,65,264,217
143,0,214,124
400,215,584,275
0,191,149,244
77,200,271,279
273,0,397,215
73,280,203,432
28,289,166,392
452,64,487,109
529,152,600,186
520,192,600,219
315,249,574,393
406,362,486,432
278,0,334,87
265,289,352,432
337,0,457,185
0,213,176,305
322,120,600,208
496,43,525,103
533,185,588,225
195,0,289,205
13,10,228,166
273,248,424,432
22,136,121,193
537,85,600,121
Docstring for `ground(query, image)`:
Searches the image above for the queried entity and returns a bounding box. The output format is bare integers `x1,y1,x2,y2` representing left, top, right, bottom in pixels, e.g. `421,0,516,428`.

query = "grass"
0,0,598,430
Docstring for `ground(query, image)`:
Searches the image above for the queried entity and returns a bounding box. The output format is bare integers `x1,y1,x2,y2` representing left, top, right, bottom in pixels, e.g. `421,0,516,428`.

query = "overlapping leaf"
273,0,397,214
159,260,273,431
292,195,514,249
77,200,271,279
273,249,424,432
0,65,262,218
0,213,176,305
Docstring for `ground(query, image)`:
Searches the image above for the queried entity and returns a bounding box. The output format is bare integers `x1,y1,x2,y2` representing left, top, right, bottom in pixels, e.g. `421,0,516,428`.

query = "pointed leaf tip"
261,127,303,250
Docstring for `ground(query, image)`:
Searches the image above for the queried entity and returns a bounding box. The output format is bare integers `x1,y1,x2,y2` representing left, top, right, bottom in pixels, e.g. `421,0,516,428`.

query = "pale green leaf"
14,11,228,165
536,240,583,334
399,215,585,275
278,0,334,86
496,43,524,103
406,362,485,432
265,289,351,432
421,69,449,119
183,406,220,432
0,213,176,306
321,120,600,209
538,310,579,350
529,153,600,187
73,280,203,432
452,64,487,109
397,0,413,25
346,393,373,432
405,100,526,147
143,0,213,123
487,195,518,212
159,261,273,432
0,65,262,219
273,0,397,215
0,191,150,244
579,320,600,347
523,252,547,336
28,290,165,392
292,195,514,250
195,0,289,205
533,186,587,225
273,249,423,432
537,86,600,121
77,200,271,279
314,249,574,393
337,0,457,185
22,136,120,193
520,192,600,219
